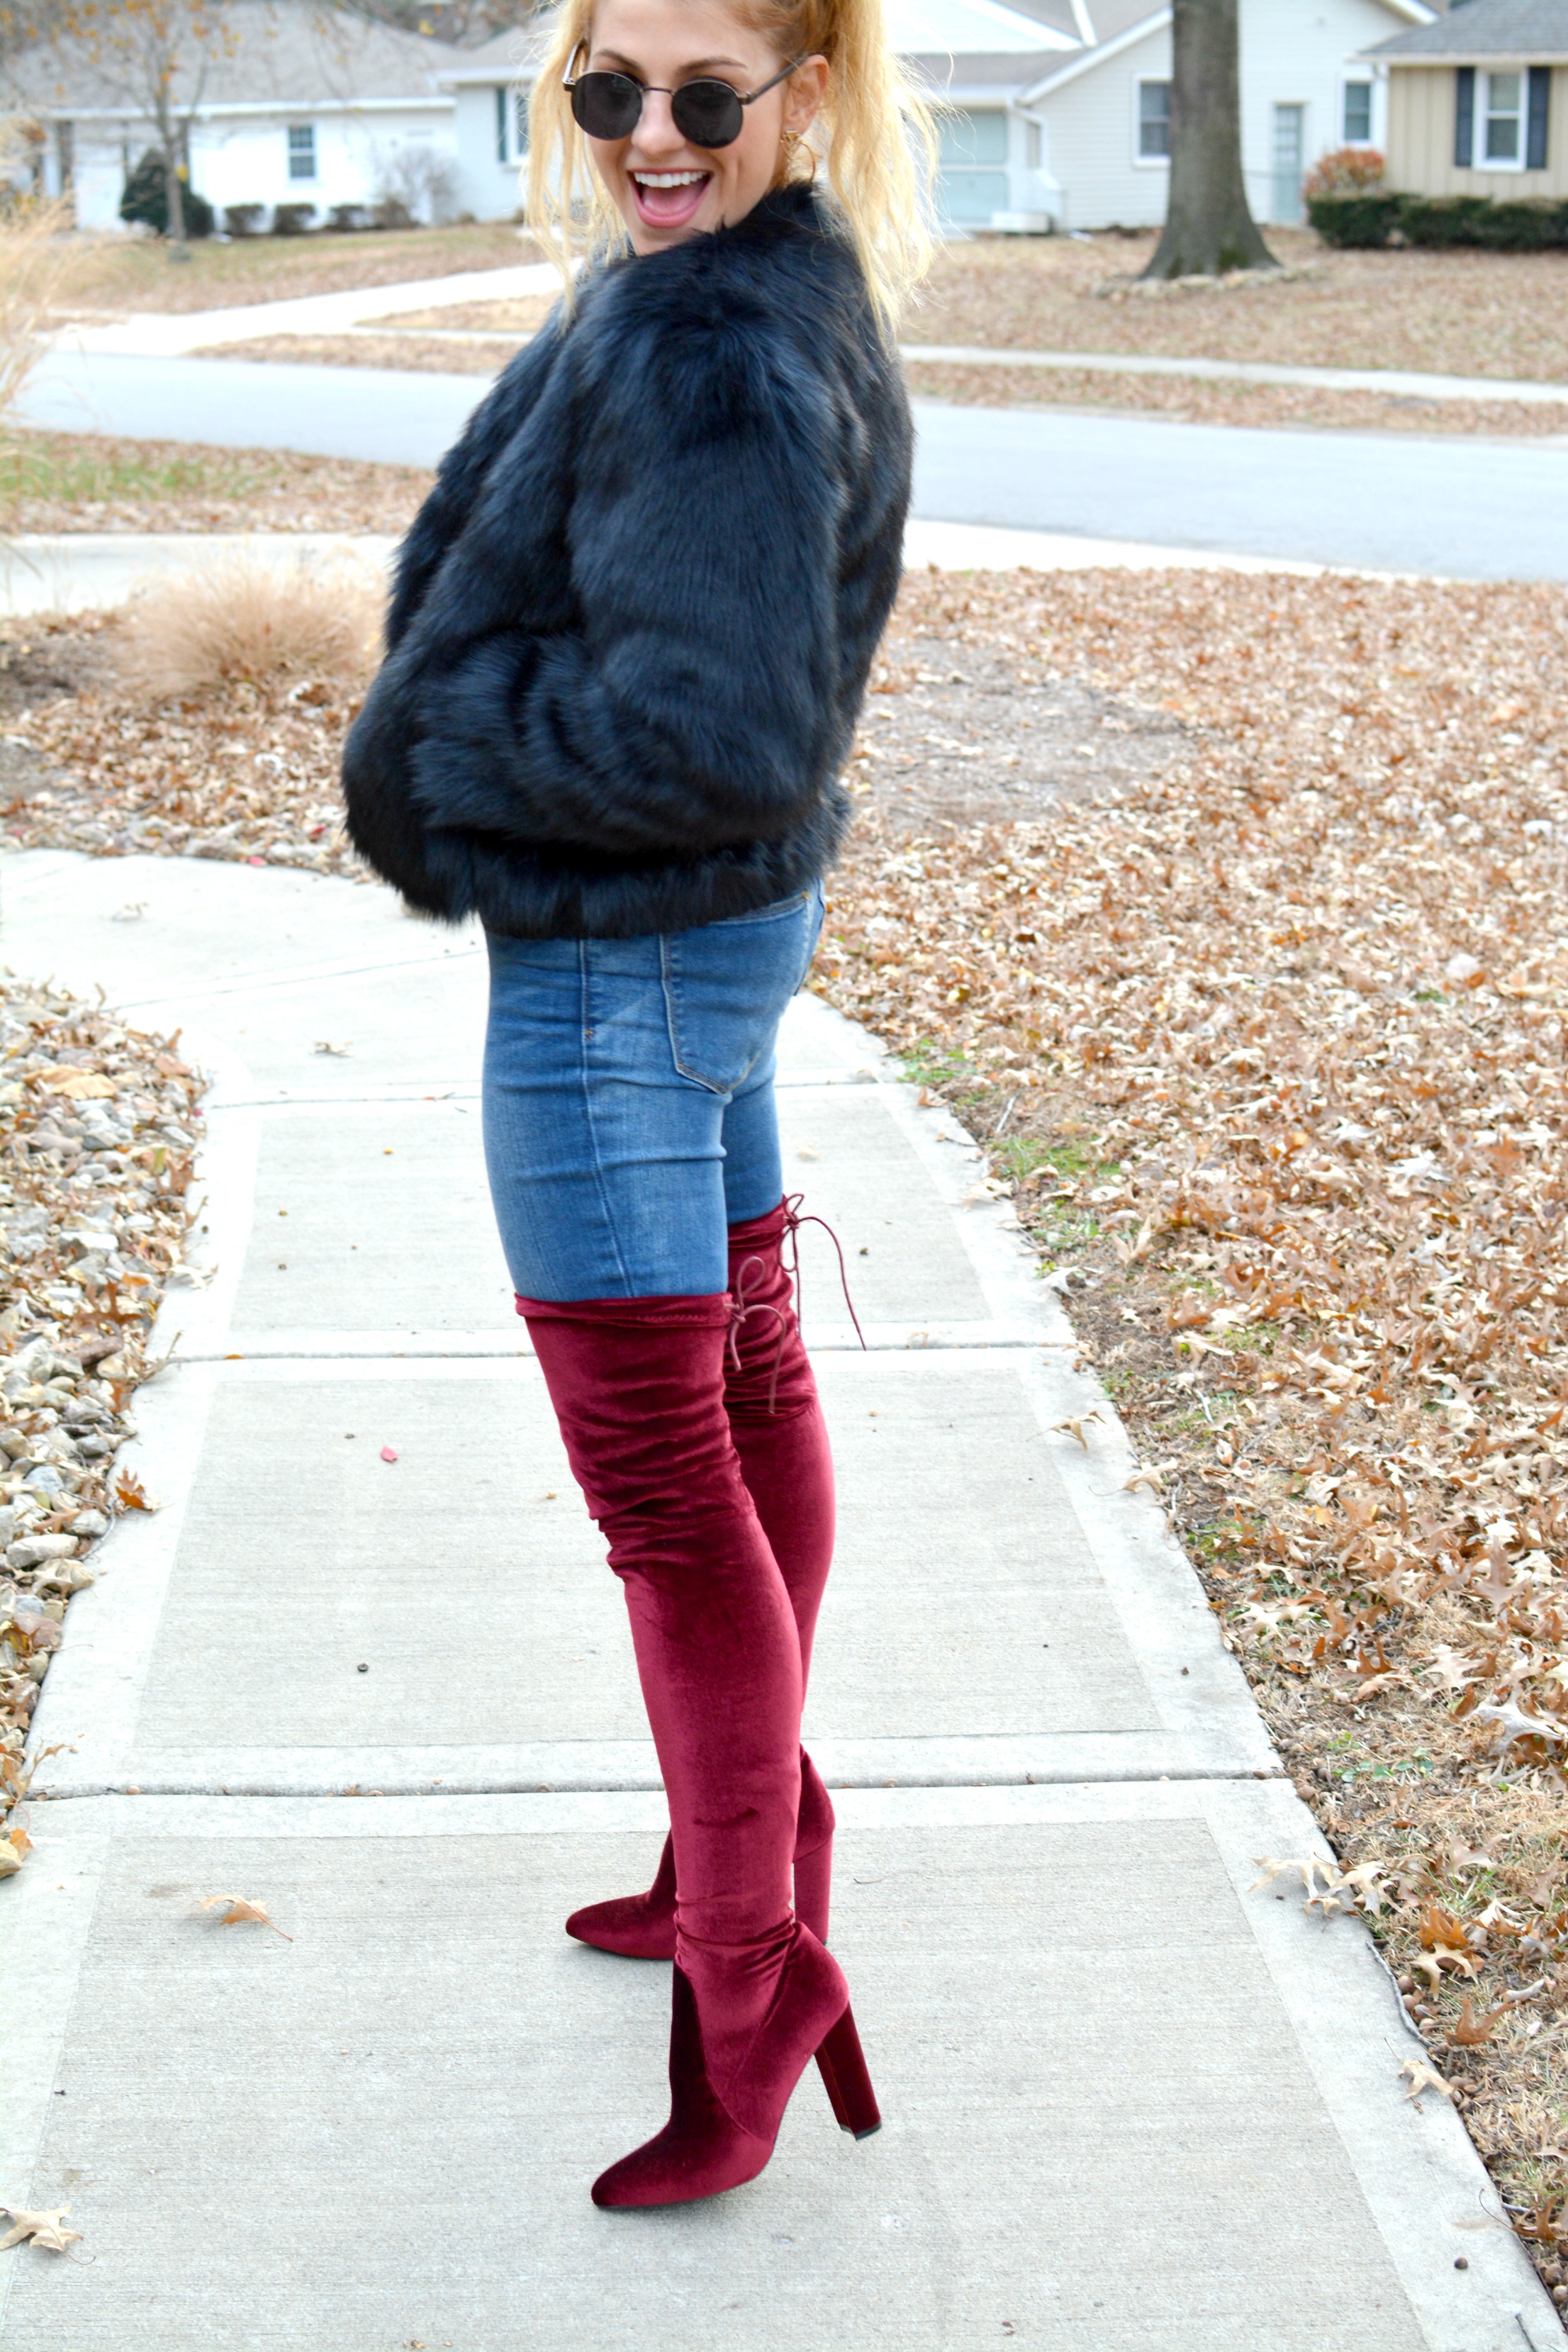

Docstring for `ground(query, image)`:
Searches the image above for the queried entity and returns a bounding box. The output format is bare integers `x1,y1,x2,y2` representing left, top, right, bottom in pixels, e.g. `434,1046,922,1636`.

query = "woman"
342,0,929,2211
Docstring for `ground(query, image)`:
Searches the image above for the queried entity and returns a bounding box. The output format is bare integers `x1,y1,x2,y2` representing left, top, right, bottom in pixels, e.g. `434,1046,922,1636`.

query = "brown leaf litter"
0,430,430,537
813,561,1568,2290
0,610,370,875
12,555,1568,2277
0,981,203,1868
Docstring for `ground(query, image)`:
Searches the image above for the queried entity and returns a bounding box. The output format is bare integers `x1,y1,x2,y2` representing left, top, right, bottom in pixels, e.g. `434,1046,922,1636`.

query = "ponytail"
523,0,937,335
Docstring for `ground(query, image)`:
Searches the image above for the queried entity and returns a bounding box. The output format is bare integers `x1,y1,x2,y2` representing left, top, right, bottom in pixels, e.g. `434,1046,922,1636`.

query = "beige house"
1363,0,1568,197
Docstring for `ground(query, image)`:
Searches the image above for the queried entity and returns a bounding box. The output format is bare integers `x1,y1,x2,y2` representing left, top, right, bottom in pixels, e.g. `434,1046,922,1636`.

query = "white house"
435,25,549,226
444,0,1438,235
997,0,1440,231
4,3,461,233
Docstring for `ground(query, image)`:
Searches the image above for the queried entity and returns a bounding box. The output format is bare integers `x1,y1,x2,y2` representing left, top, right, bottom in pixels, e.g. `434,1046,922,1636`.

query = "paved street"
20,345,1568,578
0,851,1557,2349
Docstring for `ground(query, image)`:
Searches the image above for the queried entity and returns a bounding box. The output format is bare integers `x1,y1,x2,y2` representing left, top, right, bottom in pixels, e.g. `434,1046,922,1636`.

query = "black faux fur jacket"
341,183,912,939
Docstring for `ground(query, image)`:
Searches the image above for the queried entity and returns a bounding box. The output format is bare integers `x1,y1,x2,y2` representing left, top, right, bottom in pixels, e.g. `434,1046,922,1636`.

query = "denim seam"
578,938,634,1293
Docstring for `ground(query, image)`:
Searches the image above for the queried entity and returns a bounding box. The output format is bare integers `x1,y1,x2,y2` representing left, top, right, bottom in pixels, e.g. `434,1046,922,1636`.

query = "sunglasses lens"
571,72,644,139
671,79,745,147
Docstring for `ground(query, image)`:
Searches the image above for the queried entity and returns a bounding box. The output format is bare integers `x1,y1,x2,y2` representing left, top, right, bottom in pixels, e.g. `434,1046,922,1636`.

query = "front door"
1272,102,1304,225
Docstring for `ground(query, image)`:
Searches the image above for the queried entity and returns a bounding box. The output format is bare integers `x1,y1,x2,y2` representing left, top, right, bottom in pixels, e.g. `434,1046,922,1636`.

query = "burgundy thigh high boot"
521,1295,878,2206
563,1201,836,1958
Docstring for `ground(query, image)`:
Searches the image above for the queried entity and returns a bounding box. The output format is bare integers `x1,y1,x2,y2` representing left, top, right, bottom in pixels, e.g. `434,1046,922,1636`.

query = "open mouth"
630,169,712,228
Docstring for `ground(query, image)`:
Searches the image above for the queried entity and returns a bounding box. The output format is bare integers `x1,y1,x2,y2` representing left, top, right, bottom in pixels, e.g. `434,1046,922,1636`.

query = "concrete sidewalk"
0,523,1354,620
0,850,1559,2351
53,262,560,359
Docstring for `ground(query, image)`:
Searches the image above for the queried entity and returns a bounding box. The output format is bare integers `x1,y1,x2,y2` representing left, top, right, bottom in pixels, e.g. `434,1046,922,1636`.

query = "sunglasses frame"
563,47,805,150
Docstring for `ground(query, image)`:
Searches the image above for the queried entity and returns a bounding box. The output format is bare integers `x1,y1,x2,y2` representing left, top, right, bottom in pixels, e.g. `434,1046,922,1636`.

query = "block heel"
815,2003,881,2139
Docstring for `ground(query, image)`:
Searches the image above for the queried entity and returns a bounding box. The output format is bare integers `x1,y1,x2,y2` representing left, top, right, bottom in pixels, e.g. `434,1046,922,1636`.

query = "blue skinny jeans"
481,884,825,1301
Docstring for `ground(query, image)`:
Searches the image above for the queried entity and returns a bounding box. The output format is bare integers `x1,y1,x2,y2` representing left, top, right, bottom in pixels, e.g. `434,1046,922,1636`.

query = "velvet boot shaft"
520,1294,801,1953
563,1199,839,1958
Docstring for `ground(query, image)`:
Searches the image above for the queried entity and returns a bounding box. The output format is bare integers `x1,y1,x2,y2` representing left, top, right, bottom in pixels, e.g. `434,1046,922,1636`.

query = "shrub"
118,150,214,240
1304,146,1385,199
374,142,459,227
1309,190,1568,251
370,195,415,230
223,202,267,237
326,202,371,232
271,201,316,235
1306,191,1402,247
119,557,383,705
1399,194,1568,250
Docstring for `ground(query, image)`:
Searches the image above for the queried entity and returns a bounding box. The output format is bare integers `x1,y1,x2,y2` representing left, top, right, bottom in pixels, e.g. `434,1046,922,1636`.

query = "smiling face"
581,0,827,255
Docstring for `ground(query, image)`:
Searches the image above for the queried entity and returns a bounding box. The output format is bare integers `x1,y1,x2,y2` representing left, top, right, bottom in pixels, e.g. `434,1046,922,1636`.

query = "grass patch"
0,430,430,536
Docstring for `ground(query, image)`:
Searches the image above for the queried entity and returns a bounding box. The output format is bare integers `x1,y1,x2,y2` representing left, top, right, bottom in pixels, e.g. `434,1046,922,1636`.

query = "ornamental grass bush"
118,556,381,705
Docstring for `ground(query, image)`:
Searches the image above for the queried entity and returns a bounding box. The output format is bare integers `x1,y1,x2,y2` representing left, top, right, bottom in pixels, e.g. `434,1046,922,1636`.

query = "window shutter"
496,85,508,164
1455,64,1474,167
1527,65,1551,169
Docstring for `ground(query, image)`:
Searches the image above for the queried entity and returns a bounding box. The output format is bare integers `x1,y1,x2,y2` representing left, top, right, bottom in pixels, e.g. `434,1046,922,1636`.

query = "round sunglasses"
564,50,803,150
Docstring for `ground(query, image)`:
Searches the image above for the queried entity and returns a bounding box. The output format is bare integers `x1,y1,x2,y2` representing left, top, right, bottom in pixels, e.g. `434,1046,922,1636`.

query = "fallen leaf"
1400,2057,1460,2105
0,2207,82,2253
0,1835,26,1878
1448,1995,1510,2048
1052,1412,1102,1450
113,1471,154,1513
199,1895,293,1940
380,1445,398,1464
35,1066,116,1099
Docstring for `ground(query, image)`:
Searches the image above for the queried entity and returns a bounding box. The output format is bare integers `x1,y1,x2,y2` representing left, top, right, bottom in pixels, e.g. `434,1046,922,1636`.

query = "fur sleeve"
401,295,848,858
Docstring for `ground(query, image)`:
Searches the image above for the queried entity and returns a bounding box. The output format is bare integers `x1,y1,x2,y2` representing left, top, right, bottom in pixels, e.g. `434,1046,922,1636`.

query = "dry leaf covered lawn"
0,430,430,536
816,564,1568,2286
51,220,534,317
0,605,371,872
12,559,1568,2270
920,227,1568,382
0,982,203,1874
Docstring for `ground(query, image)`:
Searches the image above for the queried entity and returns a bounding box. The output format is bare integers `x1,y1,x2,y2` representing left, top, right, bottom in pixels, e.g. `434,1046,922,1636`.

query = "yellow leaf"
199,1894,293,1940
35,1067,116,1099
0,2207,82,2253
1399,2058,1458,2106
1052,1411,1102,1450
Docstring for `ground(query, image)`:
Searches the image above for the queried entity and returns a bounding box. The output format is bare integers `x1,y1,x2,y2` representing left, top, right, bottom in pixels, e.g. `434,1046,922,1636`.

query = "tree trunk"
1142,0,1276,281
155,87,189,261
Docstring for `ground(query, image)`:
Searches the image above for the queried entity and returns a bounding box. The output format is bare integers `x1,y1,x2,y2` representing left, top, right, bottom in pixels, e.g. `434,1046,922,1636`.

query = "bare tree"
345,0,532,41
54,1,237,258
1142,0,1275,282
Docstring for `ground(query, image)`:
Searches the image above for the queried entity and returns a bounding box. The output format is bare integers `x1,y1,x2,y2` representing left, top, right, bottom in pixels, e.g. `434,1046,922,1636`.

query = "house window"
1342,80,1372,145
495,84,529,164
1482,70,1523,164
1138,79,1171,159
287,123,316,181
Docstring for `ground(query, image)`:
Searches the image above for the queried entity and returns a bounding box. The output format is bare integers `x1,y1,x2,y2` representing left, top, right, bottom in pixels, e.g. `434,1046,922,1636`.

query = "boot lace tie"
725,1195,866,1413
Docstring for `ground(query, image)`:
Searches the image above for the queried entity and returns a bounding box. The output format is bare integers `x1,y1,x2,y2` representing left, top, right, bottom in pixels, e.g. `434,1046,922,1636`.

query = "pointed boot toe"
566,1836,679,1960
590,1969,774,2209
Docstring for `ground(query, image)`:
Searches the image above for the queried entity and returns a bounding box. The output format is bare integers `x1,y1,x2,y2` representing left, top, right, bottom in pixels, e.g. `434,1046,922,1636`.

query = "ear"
783,54,828,138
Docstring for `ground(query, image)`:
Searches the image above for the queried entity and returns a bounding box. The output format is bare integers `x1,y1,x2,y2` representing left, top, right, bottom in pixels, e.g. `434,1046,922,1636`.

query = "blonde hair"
522,0,936,334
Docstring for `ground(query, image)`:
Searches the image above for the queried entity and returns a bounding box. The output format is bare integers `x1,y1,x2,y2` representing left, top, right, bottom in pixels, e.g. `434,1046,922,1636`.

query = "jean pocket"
661,893,817,1095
